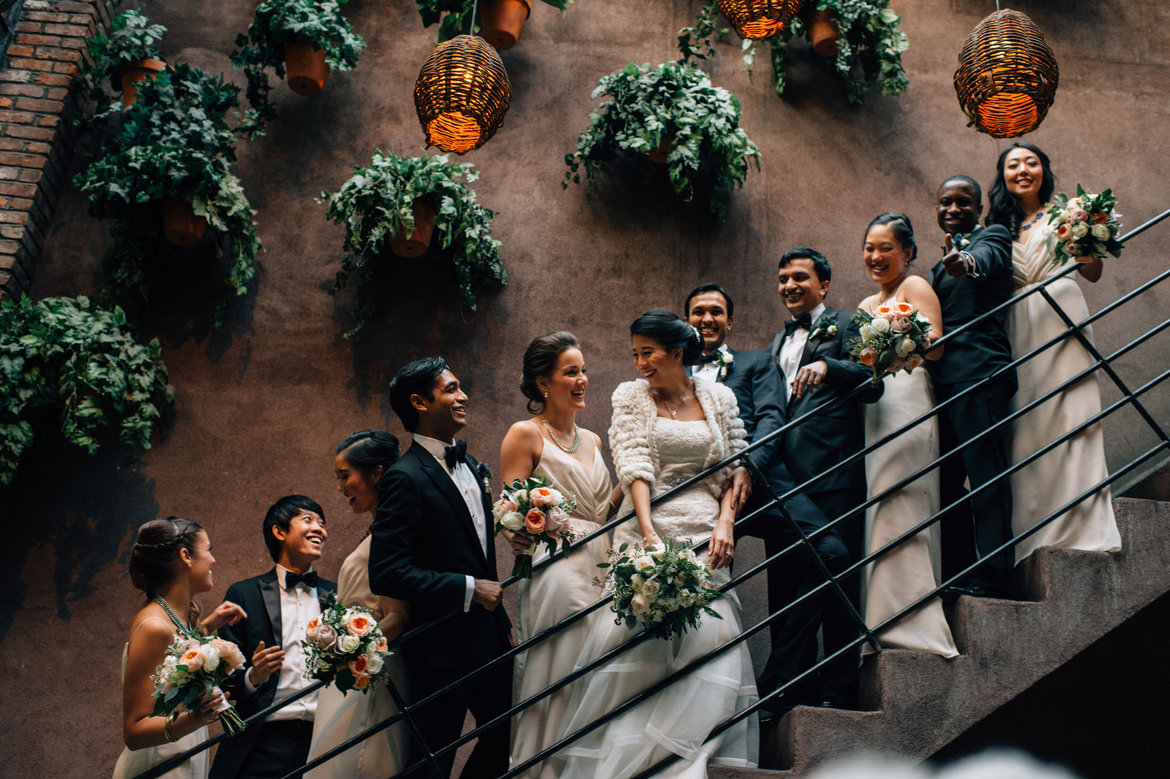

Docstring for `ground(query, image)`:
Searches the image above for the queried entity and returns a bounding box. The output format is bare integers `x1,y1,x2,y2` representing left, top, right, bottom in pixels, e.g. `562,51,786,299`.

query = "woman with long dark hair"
113,518,246,779
986,142,1121,563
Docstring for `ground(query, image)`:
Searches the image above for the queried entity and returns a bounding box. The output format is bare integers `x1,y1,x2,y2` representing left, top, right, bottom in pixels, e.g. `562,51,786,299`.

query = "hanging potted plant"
231,0,366,131
564,61,761,224
81,8,168,109
73,64,261,326
0,295,175,488
413,0,568,48
321,150,508,337
680,0,909,104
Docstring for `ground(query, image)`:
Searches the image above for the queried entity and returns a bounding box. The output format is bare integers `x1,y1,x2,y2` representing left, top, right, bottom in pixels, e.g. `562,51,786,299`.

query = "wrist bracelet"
163,715,176,743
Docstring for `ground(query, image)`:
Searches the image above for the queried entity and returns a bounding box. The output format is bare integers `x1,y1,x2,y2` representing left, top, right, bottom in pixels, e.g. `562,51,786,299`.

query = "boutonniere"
477,462,493,495
810,317,838,341
951,232,973,252
714,349,734,381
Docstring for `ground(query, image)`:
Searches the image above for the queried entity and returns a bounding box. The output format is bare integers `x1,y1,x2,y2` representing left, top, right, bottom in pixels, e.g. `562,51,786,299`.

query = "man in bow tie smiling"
370,357,512,778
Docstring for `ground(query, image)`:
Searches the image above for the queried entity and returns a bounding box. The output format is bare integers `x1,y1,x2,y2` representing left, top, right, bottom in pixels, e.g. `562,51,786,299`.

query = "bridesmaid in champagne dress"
500,332,618,778
114,518,246,779
857,214,958,658
306,431,411,778
986,143,1121,563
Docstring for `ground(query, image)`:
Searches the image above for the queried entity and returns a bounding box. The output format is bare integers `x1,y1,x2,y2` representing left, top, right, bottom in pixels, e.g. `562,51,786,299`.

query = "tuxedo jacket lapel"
416,448,489,567
259,571,282,642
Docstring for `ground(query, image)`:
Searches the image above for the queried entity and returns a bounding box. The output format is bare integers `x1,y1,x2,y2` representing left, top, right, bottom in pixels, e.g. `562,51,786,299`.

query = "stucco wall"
2,1,1169,774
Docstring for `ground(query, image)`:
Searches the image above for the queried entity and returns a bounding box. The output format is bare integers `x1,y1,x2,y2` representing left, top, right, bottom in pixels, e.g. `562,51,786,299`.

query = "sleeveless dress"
509,437,614,778
306,535,410,778
556,417,759,778
112,618,210,779
862,291,958,658
1006,223,1121,562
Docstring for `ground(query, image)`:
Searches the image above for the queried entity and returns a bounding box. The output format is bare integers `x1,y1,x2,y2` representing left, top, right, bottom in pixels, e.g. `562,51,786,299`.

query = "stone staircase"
710,497,1170,777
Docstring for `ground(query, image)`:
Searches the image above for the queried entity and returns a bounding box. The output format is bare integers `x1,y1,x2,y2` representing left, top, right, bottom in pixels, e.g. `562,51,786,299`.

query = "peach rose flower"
525,508,547,534
1056,223,1072,240
859,348,877,367
209,638,245,671
352,673,372,691
875,304,893,317
345,611,374,638
348,655,369,676
494,497,519,516
529,487,557,507
893,301,914,315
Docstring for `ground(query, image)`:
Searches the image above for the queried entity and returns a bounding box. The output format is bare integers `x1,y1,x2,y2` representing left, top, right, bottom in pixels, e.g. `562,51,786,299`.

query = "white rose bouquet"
151,635,248,736
596,539,722,640
1046,185,1124,265
493,475,581,578
303,596,393,694
851,302,933,385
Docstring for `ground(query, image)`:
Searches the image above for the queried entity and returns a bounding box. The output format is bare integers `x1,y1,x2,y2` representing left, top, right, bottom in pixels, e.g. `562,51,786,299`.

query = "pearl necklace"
541,419,580,453
155,595,199,639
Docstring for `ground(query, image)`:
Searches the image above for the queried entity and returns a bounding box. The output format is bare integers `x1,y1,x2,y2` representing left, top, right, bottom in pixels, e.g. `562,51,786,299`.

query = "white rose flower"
199,643,221,672
1091,223,1110,241
499,511,526,532
896,335,916,357
364,652,384,676
631,593,648,615
827,324,838,335
630,573,643,589
871,317,891,334
642,579,660,598
336,634,361,654
634,555,655,572
1072,222,1089,239
859,324,875,341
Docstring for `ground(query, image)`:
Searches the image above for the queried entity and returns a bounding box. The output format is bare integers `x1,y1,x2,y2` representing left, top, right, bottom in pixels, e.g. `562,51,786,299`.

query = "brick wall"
0,0,117,300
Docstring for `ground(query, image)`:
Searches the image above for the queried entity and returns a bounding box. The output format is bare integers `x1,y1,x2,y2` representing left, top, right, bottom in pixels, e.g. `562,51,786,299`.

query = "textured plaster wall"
2,1,1169,775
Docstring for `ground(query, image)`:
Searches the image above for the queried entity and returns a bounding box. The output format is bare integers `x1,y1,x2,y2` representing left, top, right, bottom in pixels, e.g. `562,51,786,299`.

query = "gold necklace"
541,419,580,453
656,389,687,419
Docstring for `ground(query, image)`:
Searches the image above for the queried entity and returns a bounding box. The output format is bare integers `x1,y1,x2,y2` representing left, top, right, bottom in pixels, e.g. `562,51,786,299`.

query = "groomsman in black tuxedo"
370,357,512,778
768,248,882,709
931,175,1016,598
212,495,334,779
684,284,849,716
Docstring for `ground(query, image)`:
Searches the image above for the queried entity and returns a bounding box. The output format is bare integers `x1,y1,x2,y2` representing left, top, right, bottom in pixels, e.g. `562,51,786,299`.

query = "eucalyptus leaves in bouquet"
73,65,261,326
679,0,909,104
80,8,166,104
322,151,507,336
0,296,175,487
564,61,760,223
414,0,569,42
232,0,366,132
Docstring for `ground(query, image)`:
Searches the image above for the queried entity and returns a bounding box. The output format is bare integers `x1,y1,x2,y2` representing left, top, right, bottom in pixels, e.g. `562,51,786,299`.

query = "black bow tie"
444,440,467,468
784,314,812,335
284,570,317,590
695,350,721,364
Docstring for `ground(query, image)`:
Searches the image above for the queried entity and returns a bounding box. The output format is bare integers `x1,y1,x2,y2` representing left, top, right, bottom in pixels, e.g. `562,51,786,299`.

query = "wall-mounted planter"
480,0,533,51
805,8,840,57
120,58,167,107
161,196,208,247
284,39,331,96
389,200,437,258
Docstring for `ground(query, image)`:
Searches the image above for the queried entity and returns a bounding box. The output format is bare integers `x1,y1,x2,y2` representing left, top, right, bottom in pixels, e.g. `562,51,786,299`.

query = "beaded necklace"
154,596,199,639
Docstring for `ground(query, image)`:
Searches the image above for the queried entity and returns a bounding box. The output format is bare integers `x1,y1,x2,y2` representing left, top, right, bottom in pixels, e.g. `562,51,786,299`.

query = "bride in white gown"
555,310,758,779
858,214,958,658
499,332,617,778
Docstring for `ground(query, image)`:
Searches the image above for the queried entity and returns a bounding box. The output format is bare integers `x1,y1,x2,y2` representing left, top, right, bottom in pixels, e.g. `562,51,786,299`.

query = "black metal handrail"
135,207,1170,779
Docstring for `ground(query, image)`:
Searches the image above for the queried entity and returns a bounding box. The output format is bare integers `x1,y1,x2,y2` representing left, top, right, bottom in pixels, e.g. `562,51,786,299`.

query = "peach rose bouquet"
151,635,248,736
493,475,581,578
851,301,934,384
1046,185,1124,265
302,596,392,694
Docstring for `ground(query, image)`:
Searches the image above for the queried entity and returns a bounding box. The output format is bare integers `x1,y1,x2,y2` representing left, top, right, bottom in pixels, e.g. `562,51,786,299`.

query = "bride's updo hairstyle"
129,517,204,598
336,430,400,479
630,308,704,366
865,212,918,263
520,331,581,414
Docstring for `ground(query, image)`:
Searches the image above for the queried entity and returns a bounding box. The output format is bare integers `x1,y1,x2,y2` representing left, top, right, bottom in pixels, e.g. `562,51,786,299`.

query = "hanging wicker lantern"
954,9,1059,138
717,0,802,40
414,34,511,154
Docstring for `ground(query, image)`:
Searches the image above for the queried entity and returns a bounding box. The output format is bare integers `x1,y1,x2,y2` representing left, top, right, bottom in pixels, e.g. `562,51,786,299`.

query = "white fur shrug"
607,378,747,496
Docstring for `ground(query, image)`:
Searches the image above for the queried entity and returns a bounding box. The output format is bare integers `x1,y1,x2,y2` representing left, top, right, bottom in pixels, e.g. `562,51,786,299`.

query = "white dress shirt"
413,433,489,613
779,302,826,403
244,564,321,722
693,344,730,383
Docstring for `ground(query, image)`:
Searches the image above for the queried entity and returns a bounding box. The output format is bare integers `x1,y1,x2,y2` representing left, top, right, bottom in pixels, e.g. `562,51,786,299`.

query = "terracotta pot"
805,9,840,58
120,58,167,107
646,137,672,164
479,0,533,51
284,39,331,96
389,200,437,258
161,197,208,247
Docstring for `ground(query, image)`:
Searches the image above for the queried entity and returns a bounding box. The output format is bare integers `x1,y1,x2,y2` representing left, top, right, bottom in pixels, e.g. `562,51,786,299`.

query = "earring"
543,391,549,398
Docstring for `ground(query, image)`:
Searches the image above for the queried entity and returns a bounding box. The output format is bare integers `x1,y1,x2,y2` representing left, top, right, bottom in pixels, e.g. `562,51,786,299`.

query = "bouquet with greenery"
1046,185,1124,265
303,597,394,694
152,635,248,736
493,475,580,578
851,302,932,384
596,539,722,640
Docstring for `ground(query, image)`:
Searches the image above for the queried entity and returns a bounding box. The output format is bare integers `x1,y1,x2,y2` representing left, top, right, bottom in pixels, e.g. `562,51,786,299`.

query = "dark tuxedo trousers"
767,309,882,704
695,351,850,706
929,225,1017,590
369,442,512,778
211,569,336,779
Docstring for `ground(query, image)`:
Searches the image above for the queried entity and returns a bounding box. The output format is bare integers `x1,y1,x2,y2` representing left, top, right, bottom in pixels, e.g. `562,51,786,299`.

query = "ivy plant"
82,8,166,96
73,64,261,326
321,151,507,337
564,61,761,223
231,0,366,133
0,296,175,487
414,0,569,42
680,0,909,104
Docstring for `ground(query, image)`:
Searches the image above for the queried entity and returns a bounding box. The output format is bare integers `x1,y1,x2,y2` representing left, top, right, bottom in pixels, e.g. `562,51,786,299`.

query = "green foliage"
414,0,570,42
321,151,507,336
73,65,261,326
564,61,761,223
231,0,367,132
82,8,166,101
679,0,909,105
0,296,175,487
